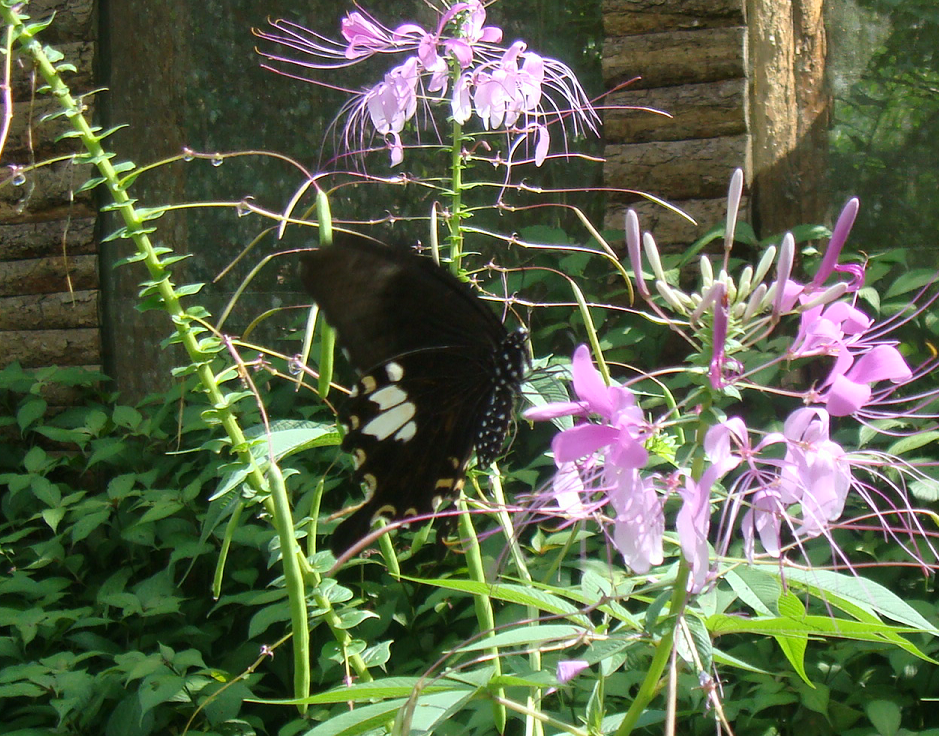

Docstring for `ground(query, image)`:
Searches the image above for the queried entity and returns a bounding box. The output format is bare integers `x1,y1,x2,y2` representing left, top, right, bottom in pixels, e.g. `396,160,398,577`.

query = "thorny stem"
0,3,376,708
448,114,465,270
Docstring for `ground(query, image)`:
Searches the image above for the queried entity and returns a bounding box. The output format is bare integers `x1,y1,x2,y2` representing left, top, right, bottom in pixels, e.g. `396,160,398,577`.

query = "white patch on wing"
370,384,409,411
363,402,417,441
394,420,416,442
385,361,405,382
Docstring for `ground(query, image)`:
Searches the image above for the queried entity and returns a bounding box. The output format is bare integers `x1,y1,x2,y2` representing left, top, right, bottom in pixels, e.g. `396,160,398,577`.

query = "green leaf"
87,438,127,468
174,283,204,297
774,630,811,686
42,45,64,63
795,681,830,718
209,420,338,502
780,568,937,631
41,507,66,533
31,475,61,507
456,624,588,652
248,601,290,639
336,609,378,629
17,397,47,431
360,640,392,669
112,405,143,431
866,699,902,736
138,671,185,717
297,697,411,736
74,176,108,194
884,268,938,300
137,500,184,524
777,591,806,618
887,430,939,456
70,508,111,542
725,566,780,616
404,577,592,627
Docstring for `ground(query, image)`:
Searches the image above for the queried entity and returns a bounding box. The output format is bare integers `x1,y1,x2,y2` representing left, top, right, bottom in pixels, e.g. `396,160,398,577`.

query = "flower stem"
448,115,465,271
613,563,691,736
457,496,507,733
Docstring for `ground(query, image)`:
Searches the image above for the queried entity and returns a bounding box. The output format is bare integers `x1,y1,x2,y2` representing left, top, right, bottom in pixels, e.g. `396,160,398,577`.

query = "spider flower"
257,0,598,165
524,345,661,572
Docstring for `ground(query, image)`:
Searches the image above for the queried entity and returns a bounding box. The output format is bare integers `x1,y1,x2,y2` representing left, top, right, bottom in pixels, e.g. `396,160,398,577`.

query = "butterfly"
300,234,528,555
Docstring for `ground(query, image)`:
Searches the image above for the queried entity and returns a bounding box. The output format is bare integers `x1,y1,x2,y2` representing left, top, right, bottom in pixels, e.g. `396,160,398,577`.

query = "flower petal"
570,345,615,418
552,423,619,463
847,344,913,385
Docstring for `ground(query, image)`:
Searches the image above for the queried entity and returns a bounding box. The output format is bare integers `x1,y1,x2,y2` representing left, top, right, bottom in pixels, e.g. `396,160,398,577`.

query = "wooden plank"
604,135,750,203
748,0,829,234
0,160,95,222
602,27,746,88
605,79,746,143
0,327,100,368
6,98,97,158
0,254,99,296
0,290,98,330
603,0,743,37
0,218,97,261
11,41,96,99
26,0,96,42
605,197,749,249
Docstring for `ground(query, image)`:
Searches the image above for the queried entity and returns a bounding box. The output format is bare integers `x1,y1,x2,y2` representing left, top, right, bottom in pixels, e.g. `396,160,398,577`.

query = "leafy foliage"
831,0,939,257
4,1,939,735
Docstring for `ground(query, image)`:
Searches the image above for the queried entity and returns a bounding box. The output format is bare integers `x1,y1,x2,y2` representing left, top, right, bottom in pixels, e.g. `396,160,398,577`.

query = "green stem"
0,4,374,704
448,116,465,270
457,496,507,733
613,563,690,736
488,470,544,736
268,464,311,710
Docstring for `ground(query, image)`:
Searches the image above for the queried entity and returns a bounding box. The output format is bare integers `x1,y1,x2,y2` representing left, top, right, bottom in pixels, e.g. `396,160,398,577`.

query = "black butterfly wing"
300,235,527,554
327,345,496,551
300,235,507,373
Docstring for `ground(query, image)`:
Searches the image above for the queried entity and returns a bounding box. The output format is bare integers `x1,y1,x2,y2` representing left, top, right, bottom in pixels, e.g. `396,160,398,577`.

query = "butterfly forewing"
300,235,527,554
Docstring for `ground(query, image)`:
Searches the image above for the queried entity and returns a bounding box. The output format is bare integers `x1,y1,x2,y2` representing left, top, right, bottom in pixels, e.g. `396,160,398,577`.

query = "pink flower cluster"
526,197,936,593
257,1,597,166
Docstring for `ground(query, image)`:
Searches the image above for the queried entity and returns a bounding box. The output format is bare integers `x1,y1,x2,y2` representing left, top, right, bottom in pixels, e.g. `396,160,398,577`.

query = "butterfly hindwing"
332,352,482,551
300,235,528,554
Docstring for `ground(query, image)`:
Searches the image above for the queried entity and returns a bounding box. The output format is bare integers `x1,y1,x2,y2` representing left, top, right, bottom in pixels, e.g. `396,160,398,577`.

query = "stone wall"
0,0,99,372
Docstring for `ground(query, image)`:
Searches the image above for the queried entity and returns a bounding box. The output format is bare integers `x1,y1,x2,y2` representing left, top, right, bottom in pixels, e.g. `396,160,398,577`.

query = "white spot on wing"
386,361,404,382
363,402,417,441
370,384,409,410
394,420,416,442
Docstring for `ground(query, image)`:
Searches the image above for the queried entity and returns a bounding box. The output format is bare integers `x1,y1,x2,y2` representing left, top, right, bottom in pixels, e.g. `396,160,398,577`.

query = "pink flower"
258,3,597,167
341,11,396,59
779,408,852,536
821,344,913,416
556,659,589,684
525,346,659,572
364,57,420,165
789,301,873,359
473,42,544,130
677,474,711,592
608,468,664,574
740,488,785,559
789,297,913,416
778,199,864,313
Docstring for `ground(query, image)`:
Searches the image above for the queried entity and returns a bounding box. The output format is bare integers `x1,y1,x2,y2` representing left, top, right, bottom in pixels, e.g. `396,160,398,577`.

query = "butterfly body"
300,236,527,554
